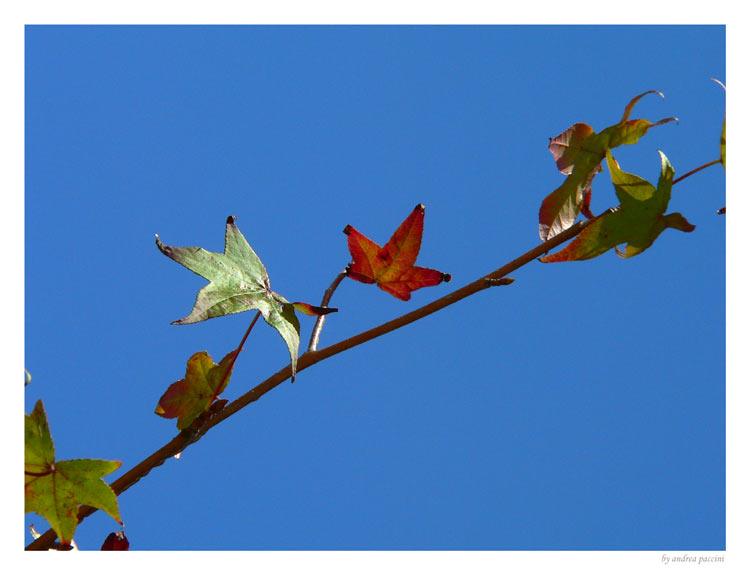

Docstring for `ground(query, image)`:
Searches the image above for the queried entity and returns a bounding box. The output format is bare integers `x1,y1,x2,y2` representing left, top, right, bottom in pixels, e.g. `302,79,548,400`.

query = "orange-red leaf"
343,204,451,301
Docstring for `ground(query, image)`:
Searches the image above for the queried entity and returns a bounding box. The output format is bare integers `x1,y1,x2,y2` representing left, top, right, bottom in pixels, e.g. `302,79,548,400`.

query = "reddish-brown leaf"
101,531,130,550
343,204,451,301
548,122,599,175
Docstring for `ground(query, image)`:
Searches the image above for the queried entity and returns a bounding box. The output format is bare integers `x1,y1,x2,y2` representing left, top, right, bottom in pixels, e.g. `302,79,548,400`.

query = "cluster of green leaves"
540,151,694,261
536,90,712,262
539,90,677,241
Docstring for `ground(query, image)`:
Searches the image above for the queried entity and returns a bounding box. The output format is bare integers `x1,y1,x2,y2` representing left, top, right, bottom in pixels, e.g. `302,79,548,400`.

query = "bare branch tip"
485,277,515,287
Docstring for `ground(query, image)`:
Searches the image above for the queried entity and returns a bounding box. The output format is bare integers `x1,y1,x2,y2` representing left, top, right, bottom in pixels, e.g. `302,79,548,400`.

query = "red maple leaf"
343,204,451,301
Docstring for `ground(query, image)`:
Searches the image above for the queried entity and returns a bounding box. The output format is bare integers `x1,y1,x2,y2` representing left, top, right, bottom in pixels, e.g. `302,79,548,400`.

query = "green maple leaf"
156,216,330,381
25,400,121,546
540,150,694,262
155,350,237,430
540,90,677,240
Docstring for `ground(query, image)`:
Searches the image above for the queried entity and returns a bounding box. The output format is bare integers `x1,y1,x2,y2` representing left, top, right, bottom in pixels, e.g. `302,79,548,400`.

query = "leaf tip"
415,203,426,212
226,215,237,226
291,302,339,316
441,273,452,283
664,212,696,233
343,224,353,235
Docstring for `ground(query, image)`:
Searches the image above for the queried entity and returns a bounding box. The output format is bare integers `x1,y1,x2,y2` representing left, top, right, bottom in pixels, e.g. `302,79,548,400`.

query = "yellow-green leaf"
25,400,121,545
540,151,694,262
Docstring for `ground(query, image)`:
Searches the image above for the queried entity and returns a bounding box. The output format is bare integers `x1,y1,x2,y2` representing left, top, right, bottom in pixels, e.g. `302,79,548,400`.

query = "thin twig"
307,269,347,352
673,158,722,185
211,312,260,403
209,311,261,404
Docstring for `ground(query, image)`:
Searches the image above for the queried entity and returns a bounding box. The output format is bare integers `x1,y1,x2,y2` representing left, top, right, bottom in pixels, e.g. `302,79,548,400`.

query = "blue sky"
24,25,725,551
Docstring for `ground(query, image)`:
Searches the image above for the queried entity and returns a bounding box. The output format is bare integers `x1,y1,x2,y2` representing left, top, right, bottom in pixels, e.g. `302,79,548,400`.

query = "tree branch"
673,158,722,185
307,269,348,352
26,213,596,551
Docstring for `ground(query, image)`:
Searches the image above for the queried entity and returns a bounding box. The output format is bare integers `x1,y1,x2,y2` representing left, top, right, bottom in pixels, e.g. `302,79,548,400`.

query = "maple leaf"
156,216,336,380
343,204,451,301
25,400,122,546
540,150,694,262
155,350,237,430
540,90,677,240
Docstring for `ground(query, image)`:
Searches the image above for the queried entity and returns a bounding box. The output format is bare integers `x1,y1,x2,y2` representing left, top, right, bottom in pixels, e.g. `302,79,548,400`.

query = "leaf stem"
209,311,261,404
307,269,348,352
22,212,600,551
673,158,721,185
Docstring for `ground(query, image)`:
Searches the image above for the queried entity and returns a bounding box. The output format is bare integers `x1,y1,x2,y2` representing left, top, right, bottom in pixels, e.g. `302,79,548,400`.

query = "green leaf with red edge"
540,90,677,240
155,349,238,430
540,150,694,262
25,400,122,546
156,216,336,380
343,203,451,301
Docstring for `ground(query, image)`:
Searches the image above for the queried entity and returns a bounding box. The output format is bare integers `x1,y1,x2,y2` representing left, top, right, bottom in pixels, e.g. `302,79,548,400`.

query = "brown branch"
25,213,599,551
673,158,722,185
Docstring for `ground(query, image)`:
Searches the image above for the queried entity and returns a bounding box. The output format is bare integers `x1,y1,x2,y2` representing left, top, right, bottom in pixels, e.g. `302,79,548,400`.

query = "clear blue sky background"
25,25,725,550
